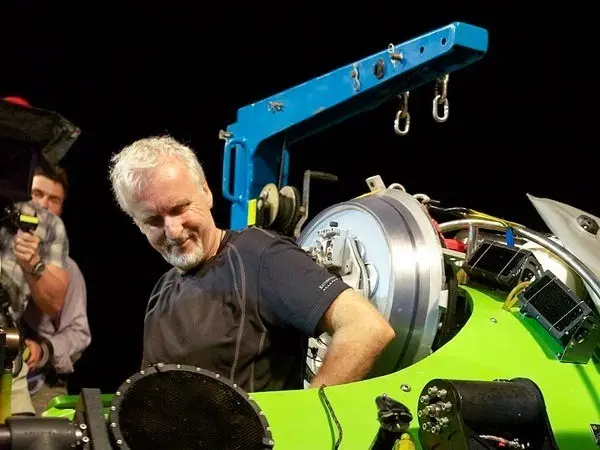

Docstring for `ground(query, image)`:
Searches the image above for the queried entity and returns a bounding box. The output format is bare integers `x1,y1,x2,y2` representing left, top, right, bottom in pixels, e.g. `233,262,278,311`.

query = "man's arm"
16,230,69,319
14,210,70,319
46,262,91,373
309,288,395,388
258,234,395,387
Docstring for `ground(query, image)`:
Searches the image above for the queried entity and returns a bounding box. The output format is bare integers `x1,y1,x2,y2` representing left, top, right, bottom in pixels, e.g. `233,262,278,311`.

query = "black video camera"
0,97,81,211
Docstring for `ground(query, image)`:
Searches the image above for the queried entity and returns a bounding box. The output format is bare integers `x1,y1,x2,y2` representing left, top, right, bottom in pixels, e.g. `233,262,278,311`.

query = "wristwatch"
31,260,46,277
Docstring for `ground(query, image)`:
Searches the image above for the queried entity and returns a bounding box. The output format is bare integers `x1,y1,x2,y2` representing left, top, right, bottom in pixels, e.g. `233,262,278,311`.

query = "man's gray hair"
109,135,205,216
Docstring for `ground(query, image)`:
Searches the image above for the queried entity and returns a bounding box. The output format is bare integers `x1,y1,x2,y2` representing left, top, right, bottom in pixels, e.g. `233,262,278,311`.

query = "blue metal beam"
221,22,489,230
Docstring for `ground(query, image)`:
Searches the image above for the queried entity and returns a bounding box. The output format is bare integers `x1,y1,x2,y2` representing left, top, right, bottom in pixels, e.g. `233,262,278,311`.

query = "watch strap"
31,260,46,277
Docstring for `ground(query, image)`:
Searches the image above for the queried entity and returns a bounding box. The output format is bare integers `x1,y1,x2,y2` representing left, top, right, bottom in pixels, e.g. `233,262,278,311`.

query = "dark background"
1,1,596,393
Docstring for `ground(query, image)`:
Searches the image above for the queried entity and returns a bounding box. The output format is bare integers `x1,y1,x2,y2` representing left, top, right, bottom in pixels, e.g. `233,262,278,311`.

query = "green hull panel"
44,287,600,449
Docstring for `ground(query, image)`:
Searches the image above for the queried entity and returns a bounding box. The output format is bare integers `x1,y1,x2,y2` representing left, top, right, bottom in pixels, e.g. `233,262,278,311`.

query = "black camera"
0,97,81,208
0,97,81,374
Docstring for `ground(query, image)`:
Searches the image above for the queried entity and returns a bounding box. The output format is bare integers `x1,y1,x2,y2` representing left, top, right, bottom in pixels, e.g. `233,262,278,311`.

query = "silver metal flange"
299,188,445,379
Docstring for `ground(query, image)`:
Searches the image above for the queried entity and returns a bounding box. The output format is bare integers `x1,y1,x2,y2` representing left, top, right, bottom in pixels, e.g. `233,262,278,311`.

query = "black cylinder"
449,379,542,435
5,417,77,450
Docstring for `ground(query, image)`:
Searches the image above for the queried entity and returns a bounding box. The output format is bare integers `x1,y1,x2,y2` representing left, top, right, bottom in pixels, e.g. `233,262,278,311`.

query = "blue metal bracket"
221,22,489,230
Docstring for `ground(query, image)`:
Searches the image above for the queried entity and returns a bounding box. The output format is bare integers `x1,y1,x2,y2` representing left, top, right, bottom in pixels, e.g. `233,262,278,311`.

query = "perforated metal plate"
108,363,274,450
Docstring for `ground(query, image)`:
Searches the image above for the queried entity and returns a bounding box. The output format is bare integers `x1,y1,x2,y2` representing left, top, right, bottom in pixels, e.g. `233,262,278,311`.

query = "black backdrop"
0,1,596,393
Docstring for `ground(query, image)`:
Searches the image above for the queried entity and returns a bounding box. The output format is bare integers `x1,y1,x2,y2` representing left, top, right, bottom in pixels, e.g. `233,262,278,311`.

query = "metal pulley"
255,183,303,236
255,170,338,237
298,187,446,379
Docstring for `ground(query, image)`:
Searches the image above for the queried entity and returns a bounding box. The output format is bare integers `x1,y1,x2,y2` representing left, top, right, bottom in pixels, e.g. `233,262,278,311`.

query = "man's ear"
201,181,214,209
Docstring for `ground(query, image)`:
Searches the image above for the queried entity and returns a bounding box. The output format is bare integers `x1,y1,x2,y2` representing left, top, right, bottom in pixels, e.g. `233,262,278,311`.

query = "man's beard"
163,234,205,271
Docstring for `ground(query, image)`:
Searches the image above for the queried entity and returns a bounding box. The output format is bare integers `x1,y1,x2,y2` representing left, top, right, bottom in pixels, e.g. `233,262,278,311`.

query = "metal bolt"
373,58,386,79
577,215,599,235
268,101,284,112
79,423,87,430
401,384,411,392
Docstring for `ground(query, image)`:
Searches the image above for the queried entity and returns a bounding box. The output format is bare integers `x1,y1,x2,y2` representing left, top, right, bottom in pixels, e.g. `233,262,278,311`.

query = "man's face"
130,160,217,271
31,175,65,216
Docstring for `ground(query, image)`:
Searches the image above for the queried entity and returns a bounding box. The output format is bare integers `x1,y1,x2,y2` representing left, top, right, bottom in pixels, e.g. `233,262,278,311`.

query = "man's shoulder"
232,227,297,252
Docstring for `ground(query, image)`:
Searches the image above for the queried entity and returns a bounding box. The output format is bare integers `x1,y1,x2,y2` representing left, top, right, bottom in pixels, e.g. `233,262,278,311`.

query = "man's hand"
13,230,41,273
25,339,43,370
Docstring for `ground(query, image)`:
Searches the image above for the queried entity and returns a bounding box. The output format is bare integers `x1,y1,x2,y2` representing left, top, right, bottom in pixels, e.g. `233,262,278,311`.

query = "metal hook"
394,92,410,135
433,74,450,122
432,95,449,122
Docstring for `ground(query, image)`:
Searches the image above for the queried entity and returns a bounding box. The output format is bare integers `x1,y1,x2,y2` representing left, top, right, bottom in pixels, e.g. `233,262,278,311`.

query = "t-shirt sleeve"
258,235,351,337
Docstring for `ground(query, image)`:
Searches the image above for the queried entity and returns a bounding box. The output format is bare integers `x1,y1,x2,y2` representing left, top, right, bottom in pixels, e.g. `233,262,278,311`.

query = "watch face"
33,261,46,276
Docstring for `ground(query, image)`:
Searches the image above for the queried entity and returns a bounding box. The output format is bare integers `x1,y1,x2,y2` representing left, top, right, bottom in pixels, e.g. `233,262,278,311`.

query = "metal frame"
220,22,489,230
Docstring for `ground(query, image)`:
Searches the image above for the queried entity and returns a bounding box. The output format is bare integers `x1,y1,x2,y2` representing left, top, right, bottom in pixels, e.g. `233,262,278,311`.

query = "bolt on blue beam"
221,21,489,230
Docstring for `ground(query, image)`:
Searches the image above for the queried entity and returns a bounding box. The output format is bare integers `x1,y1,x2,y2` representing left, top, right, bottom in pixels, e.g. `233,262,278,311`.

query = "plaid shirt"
0,201,69,321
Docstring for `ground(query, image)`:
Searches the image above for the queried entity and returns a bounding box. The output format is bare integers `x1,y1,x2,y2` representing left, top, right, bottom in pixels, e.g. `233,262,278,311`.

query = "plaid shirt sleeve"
42,212,69,269
23,202,70,269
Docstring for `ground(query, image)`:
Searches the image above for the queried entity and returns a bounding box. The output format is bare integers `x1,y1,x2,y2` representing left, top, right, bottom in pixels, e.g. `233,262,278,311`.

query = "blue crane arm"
221,21,488,230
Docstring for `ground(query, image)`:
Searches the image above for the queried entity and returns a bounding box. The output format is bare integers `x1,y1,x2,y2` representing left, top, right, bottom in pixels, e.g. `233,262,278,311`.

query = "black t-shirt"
141,227,350,392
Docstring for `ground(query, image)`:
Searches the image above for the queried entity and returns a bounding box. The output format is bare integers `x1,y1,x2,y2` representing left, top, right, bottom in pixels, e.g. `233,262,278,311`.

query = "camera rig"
0,97,81,423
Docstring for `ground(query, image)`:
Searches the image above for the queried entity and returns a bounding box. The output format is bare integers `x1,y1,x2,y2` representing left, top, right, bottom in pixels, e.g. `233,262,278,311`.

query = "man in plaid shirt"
0,200,69,415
